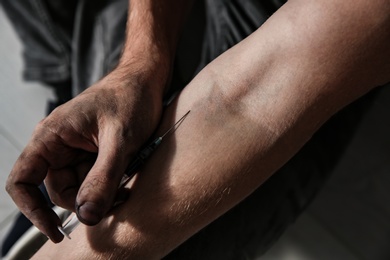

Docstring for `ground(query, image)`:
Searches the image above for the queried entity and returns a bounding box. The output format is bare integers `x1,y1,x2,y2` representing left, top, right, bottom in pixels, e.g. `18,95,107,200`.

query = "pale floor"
1,6,389,259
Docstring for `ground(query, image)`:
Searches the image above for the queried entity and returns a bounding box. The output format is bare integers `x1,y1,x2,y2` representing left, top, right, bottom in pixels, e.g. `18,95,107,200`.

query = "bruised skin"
23,0,390,258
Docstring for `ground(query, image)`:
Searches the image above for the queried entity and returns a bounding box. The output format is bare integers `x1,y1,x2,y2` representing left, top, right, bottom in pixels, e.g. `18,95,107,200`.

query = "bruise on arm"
34,0,390,258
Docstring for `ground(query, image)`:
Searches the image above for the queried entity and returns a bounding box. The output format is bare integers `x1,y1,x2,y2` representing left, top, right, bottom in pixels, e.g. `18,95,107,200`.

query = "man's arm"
6,0,194,243
33,0,390,257
119,0,194,88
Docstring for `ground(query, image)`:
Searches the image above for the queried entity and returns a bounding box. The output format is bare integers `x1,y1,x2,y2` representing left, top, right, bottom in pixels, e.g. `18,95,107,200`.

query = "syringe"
58,110,191,239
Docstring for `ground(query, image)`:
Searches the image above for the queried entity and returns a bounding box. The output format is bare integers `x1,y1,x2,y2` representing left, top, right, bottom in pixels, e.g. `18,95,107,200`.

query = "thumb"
75,134,130,225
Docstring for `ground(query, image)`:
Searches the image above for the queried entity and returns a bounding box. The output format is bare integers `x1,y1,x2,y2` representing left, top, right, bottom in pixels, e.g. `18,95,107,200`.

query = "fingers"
45,168,80,211
7,84,161,238
75,132,129,225
6,150,64,243
45,154,96,211
6,117,95,243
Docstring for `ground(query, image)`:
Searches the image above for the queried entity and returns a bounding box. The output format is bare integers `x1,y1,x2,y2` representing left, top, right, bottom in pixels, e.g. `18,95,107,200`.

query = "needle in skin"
58,110,191,238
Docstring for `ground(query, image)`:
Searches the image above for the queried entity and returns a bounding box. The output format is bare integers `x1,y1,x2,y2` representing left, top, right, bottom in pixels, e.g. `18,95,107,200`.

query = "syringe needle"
161,110,191,139
59,110,191,239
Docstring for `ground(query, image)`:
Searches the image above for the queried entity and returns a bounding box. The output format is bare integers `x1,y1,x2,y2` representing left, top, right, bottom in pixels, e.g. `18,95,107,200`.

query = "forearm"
118,0,195,96
34,0,390,258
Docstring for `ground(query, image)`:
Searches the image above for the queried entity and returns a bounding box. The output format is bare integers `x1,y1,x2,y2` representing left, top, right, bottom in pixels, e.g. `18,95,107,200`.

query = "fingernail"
76,202,103,225
48,230,64,244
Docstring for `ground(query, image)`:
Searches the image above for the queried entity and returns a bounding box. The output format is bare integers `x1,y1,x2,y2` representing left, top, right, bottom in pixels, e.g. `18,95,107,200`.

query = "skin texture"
8,0,390,258
6,0,194,242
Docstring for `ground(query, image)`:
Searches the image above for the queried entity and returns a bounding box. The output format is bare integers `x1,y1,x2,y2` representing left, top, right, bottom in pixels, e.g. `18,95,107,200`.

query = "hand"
6,64,165,243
